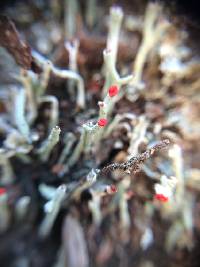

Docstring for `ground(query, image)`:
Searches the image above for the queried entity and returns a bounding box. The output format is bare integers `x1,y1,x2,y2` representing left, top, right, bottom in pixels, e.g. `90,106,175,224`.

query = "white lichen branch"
12,87,31,142
32,51,85,109
39,184,67,238
131,2,168,90
37,126,61,162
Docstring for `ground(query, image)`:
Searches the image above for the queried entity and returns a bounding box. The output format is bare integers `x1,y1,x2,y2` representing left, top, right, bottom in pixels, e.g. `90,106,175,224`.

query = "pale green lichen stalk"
64,0,79,39
91,49,133,139
50,63,85,109
131,2,168,91
13,87,31,142
168,144,184,207
61,8,133,171
127,115,149,158
0,192,10,233
65,40,79,95
57,132,76,165
15,196,31,222
63,127,87,170
0,149,14,185
17,69,37,124
62,49,133,172
37,126,61,162
86,0,97,28
89,49,133,133
102,6,124,96
39,184,67,238
32,51,85,109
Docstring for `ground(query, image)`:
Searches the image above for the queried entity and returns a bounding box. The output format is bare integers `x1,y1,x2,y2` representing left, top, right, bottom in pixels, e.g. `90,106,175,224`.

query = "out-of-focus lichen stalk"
39,183,58,201
89,195,101,225
15,196,31,222
124,15,143,32
57,169,98,200
107,6,123,66
117,113,149,234
3,130,33,155
64,128,87,169
103,114,123,138
86,0,97,29
166,221,184,251
182,194,194,234
0,117,16,134
119,178,131,229
166,193,194,252
64,0,79,39
89,182,117,225
70,169,98,200
131,3,167,90
89,189,107,225
185,168,200,190
39,184,67,238
62,215,89,267
65,41,79,74
0,149,14,184
60,122,99,174
38,95,59,131
103,113,136,139
0,192,10,232
127,115,149,159
38,61,52,97
140,227,154,251
18,69,37,123
57,132,76,165
37,126,61,162
32,51,85,108
50,64,85,109
13,88,31,142
65,40,80,95
50,0,61,19
168,144,184,206
140,204,154,250
102,6,123,96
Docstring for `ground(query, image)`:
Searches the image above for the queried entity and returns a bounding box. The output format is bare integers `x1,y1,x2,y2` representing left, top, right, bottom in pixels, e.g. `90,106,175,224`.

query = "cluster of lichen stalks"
0,3,194,264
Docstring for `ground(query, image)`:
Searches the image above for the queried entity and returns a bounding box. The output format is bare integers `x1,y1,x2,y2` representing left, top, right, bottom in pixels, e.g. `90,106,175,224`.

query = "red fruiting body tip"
98,118,108,127
108,85,119,97
110,185,117,193
0,187,6,196
154,193,169,202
